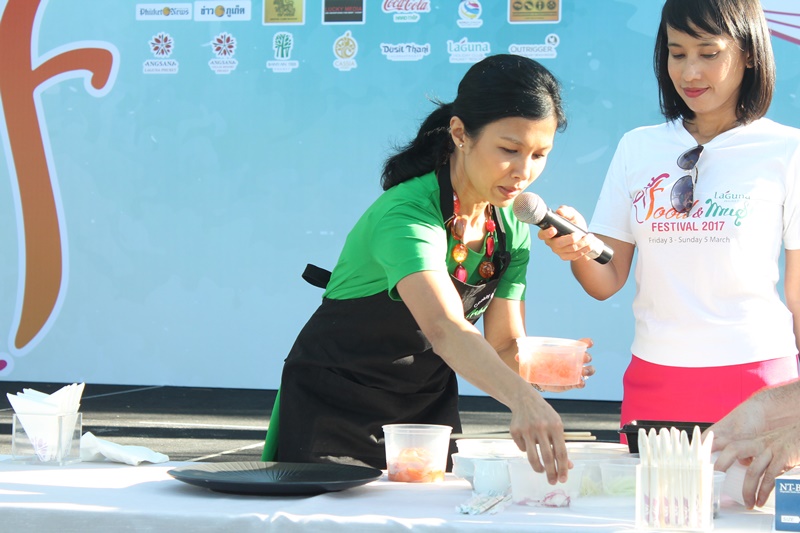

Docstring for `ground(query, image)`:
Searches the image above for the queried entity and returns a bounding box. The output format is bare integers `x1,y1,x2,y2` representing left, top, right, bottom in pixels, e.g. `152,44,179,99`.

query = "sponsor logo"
333,30,358,71
208,32,238,74
267,32,300,73
323,0,365,24
380,41,430,61
143,32,179,74
447,37,490,64
508,33,559,59
382,0,429,23
263,0,304,24
509,0,560,24
194,1,251,21
457,1,482,28
136,4,192,20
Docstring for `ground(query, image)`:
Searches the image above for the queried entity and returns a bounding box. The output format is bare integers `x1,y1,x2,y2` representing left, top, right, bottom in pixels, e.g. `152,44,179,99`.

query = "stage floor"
0,381,622,462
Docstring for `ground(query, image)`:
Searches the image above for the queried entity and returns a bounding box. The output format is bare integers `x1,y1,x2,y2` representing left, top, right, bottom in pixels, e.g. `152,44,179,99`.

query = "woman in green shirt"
271,54,594,485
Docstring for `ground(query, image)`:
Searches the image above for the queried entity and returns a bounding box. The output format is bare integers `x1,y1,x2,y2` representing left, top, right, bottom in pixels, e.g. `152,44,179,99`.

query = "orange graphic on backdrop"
0,0,115,354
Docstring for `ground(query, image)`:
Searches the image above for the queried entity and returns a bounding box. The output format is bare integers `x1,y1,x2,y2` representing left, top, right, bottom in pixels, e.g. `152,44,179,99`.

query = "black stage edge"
0,381,622,462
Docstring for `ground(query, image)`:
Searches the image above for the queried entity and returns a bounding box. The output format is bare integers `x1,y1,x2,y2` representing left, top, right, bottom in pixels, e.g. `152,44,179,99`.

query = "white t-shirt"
590,118,800,367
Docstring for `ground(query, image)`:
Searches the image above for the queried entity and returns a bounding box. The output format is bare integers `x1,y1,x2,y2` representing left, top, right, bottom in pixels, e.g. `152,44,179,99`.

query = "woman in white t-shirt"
539,0,800,434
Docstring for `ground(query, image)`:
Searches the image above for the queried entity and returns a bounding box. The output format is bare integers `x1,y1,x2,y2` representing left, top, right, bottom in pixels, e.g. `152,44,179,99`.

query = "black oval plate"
167,461,383,496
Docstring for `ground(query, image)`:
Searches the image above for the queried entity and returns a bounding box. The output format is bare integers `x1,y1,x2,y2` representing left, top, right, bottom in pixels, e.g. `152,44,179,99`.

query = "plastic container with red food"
382,424,452,483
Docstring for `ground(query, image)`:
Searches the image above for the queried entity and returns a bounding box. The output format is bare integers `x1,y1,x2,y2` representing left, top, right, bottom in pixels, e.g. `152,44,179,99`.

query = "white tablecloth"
0,456,775,532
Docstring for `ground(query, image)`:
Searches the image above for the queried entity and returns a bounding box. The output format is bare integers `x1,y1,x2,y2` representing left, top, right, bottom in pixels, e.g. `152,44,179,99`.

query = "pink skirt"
619,354,799,443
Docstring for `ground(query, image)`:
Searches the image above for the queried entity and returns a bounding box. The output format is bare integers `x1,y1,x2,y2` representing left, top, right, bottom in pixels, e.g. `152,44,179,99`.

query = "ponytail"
380,102,453,191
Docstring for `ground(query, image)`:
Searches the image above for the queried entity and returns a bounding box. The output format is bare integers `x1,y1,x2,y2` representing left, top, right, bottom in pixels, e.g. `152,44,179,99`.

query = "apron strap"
302,263,331,289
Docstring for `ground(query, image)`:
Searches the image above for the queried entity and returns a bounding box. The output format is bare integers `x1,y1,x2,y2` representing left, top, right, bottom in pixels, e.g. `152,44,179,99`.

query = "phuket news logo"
208,32,238,74
143,32,179,74
447,37,490,63
267,32,300,73
382,0,429,23
194,1,252,21
136,3,192,20
380,41,430,61
509,33,560,60
457,1,483,28
333,30,358,71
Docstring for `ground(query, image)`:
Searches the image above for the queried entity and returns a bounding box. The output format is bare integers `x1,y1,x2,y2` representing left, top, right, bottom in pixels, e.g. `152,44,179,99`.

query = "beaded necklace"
449,192,496,283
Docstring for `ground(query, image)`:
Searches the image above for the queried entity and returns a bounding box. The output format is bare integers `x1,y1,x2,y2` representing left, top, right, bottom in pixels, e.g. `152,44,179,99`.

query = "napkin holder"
12,411,82,466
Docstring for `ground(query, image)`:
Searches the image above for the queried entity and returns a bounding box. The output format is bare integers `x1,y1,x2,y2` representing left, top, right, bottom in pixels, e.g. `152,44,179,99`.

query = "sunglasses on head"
670,145,704,214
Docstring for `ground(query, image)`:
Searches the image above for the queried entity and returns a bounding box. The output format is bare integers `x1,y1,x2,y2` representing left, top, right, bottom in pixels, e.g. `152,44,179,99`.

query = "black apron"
275,166,512,469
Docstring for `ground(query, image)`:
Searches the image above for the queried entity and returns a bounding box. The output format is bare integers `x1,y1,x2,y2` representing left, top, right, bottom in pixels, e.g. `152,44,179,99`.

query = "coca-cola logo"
382,0,430,13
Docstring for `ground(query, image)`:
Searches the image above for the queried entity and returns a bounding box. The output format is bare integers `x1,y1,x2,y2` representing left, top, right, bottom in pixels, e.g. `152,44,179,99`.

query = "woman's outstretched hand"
508,392,571,485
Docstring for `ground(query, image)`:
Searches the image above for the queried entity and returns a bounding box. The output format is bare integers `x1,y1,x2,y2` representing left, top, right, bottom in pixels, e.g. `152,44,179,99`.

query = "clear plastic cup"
516,337,587,387
382,424,452,483
713,470,725,518
508,456,586,507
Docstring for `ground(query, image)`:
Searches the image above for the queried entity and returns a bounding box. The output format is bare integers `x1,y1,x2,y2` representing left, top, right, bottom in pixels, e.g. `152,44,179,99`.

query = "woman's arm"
784,249,800,353
536,205,635,300
482,297,594,391
396,270,570,484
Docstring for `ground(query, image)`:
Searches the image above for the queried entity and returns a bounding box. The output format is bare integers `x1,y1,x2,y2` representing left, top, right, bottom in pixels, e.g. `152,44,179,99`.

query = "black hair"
654,0,775,123
381,54,566,191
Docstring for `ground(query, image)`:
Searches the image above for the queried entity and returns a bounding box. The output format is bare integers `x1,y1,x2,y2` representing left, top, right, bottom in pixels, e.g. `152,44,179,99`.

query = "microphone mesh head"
512,192,548,225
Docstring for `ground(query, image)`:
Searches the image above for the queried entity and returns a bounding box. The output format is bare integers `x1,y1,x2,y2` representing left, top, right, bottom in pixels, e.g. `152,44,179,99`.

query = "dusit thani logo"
380,41,430,61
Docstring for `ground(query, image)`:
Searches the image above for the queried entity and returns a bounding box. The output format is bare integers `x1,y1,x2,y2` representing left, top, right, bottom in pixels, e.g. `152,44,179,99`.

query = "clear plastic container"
515,337,587,386
600,457,640,497
382,424,452,483
508,456,586,507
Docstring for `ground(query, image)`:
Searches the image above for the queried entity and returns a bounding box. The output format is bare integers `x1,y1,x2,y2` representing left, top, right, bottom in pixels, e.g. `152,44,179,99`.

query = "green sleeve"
372,204,448,301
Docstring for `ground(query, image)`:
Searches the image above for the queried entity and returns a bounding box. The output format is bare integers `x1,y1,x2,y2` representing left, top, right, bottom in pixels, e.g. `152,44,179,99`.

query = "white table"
0,456,776,532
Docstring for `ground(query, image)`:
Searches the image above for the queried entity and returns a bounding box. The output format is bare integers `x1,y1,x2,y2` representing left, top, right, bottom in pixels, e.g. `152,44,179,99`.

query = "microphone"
513,192,614,264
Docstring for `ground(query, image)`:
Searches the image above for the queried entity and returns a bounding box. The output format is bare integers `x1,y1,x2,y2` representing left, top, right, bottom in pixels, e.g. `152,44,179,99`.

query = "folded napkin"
81,432,169,466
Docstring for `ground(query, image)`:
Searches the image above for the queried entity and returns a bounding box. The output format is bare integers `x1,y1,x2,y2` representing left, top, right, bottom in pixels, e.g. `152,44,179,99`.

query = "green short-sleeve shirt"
323,172,531,301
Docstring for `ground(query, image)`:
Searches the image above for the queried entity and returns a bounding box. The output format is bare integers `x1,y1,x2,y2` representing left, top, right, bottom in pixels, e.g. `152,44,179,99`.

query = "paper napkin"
80,432,169,466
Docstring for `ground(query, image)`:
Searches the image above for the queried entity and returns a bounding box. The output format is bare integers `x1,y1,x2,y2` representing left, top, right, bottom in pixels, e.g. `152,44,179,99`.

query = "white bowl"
455,438,523,458
451,453,476,486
